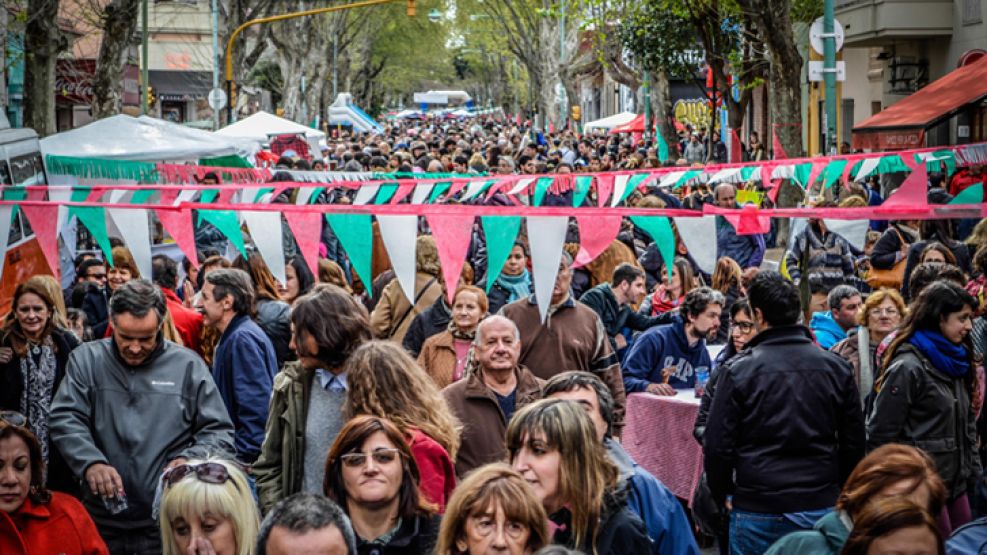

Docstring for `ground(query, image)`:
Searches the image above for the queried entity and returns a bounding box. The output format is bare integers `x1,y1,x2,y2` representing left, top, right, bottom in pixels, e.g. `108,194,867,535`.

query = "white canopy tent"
216,111,326,154
40,115,257,161
582,111,638,131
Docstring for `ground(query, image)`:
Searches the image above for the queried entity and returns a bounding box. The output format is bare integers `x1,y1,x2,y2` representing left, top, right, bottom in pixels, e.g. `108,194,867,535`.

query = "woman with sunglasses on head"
0,281,82,496
831,289,906,408
435,463,549,555
159,459,258,555
507,399,651,555
344,341,460,512
0,416,107,554
323,415,440,554
868,281,980,535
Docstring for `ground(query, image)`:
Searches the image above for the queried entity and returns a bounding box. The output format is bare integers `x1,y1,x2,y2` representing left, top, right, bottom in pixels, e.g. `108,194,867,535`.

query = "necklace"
27,339,42,355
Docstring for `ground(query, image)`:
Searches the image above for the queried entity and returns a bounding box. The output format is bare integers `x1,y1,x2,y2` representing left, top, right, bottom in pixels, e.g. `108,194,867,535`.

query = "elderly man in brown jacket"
442,315,544,477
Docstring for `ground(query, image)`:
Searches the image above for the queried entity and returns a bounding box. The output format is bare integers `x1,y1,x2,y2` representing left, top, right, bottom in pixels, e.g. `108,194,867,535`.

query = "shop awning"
852,56,987,150
149,70,211,101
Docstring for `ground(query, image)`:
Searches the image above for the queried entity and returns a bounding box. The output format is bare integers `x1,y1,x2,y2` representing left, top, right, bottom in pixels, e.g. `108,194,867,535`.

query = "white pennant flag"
461,180,489,201
526,216,570,322
47,185,74,244
673,216,718,275
610,174,631,207
507,178,535,195
0,205,12,282
659,171,685,188
855,158,880,181
295,186,318,205
106,207,152,279
825,219,870,252
353,184,381,205
242,211,287,285
411,183,433,204
378,215,419,303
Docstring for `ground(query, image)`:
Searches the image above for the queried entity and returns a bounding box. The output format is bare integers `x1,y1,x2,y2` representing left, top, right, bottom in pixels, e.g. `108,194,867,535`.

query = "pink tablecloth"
622,391,704,504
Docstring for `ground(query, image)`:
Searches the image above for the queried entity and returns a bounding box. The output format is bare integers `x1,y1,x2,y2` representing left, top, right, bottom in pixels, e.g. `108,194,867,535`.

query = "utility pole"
823,0,838,154
211,0,220,129
141,0,149,116
558,0,566,128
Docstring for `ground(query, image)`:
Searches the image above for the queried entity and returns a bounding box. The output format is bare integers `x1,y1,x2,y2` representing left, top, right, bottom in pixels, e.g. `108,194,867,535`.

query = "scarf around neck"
909,329,970,378
495,269,532,304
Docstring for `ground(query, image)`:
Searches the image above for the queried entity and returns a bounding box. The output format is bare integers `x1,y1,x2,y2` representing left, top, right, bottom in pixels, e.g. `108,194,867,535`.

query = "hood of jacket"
814,510,851,551
811,311,847,347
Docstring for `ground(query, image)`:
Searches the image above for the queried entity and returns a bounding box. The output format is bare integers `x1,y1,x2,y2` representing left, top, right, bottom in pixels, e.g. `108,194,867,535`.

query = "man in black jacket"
703,271,865,555
579,263,673,358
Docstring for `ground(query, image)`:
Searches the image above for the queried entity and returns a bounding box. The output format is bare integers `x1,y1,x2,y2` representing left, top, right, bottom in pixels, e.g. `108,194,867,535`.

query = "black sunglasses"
0,411,27,428
163,462,238,490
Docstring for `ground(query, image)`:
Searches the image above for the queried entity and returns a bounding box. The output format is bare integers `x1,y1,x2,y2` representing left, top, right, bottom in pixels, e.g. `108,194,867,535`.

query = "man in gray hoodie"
50,279,235,554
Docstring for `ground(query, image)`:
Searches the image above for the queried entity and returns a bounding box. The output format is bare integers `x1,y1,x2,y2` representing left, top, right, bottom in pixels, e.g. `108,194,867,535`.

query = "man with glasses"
50,279,235,554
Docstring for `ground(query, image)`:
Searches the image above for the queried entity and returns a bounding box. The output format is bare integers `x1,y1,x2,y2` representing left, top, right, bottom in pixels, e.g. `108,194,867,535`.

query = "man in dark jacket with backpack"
704,271,865,555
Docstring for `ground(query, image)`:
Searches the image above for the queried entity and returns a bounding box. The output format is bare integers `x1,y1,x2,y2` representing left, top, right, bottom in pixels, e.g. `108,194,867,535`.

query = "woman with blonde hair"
435,463,550,555
418,285,488,389
831,288,907,406
159,459,259,555
507,399,650,554
710,257,744,344
766,443,945,554
25,275,68,328
344,340,461,511
318,258,352,294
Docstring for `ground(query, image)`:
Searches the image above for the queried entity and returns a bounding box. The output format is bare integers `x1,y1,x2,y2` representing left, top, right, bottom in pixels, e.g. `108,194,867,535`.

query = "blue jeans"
729,509,806,555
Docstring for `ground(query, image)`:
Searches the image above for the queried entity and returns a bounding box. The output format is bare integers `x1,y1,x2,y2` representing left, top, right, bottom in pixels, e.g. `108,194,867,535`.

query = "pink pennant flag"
806,159,828,189
155,207,199,267
760,161,779,190
446,179,469,198
573,215,622,268
595,174,615,208
772,126,788,160
723,205,771,235
20,204,60,279
730,129,743,163
426,214,476,303
389,182,416,204
841,156,857,189
881,162,928,209
900,153,920,170
283,211,323,280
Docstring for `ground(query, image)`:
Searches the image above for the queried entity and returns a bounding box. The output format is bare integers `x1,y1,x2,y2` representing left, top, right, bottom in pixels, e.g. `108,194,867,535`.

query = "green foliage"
614,1,700,79
792,0,824,23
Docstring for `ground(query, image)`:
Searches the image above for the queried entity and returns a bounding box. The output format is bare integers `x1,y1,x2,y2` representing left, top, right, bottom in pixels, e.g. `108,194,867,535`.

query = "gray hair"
828,284,861,312
681,286,727,321
108,279,166,324
256,493,357,555
542,371,614,437
205,268,255,315
475,315,520,345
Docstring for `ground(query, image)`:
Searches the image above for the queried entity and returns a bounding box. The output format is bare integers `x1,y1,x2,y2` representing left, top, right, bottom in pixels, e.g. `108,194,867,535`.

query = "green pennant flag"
196,188,246,258
878,155,908,174
3,186,26,221
481,216,522,293
950,183,984,205
374,183,399,205
532,177,554,207
74,207,114,262
573,176,592,207
44,155,158,182
792,163,813,188
656,131,670,163
616,174,649,206
630,216,676,280
326,214,374,294
921,150,957,176
130,188,157,205
675,169,702,188
822,159,848,190
428,182,452,203
740,166,759,181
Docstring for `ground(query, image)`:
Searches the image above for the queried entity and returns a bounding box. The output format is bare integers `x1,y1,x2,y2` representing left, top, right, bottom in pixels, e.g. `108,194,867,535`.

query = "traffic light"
571,104,581,121
146,86,155,107
406,0,415,16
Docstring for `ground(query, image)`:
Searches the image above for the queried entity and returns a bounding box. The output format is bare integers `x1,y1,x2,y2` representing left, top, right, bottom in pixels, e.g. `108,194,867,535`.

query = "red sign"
56,60,142,107
852,129,925,151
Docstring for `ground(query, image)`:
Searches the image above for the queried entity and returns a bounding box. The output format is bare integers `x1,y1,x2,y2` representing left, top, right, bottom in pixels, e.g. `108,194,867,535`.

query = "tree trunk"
91,0,140,119
23,0,66,136
1,7,8,110
652,69,678,159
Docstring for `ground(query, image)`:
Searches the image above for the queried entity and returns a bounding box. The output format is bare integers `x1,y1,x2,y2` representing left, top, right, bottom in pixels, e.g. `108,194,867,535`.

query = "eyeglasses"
731,321,756,333
469,516,529,539
869,308,900,317
339,448,402,468
163,462,236,490
0,411,27,427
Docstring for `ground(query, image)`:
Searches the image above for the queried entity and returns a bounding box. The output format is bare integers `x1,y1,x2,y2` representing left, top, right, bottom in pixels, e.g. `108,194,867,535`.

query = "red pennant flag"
730,129,743,163
573,215,622,268
806,159,828,189
426,214,476,303
772,126,788,160
446,179,469,198
389,182,416,204
881,163,928,209
20,204,60,279
760,161,780,190
283,211,323,280
724,205,772,235
155,207,199,267
841,157,857,190
595,174,615,208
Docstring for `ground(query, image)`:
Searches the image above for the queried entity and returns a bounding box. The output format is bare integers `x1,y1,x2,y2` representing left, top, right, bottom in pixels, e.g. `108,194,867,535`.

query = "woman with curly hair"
344,340,461,512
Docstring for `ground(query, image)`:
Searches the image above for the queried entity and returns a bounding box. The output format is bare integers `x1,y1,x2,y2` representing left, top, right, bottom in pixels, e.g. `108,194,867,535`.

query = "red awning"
852,56,987,150
610,114,645,134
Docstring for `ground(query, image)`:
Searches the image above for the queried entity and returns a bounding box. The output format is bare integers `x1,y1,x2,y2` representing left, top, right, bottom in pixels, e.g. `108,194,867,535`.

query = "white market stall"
582,111,638,131
216,111,326,154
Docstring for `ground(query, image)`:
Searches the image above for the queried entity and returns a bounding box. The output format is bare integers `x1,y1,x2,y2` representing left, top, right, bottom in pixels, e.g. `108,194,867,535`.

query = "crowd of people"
1,119,987,555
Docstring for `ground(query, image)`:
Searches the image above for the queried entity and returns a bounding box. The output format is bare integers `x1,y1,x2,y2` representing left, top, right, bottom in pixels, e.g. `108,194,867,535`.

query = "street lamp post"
823,0,838,154
224,0,415,123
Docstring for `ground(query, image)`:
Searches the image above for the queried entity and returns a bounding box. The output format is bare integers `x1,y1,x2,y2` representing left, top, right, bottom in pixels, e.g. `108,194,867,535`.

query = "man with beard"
622,287,724,395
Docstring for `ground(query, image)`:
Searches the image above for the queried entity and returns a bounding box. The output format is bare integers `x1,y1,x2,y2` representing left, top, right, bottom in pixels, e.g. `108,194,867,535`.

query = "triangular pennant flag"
730,129,743,163
574,215,621,268
295,186,319,205
446,179,469,199
200,210,247,258
374,183,399,205
507,178,535,196
428,182,452,203
156,208,198,267
377,215,419,303
619,173,649,205
806,160,828,190
48,186,73,245
526,216,569,322
630,216,675,280
740,166,759,181
881,162,928,209
74,207,114,261
532,177,554,207
284,211,323,280
389,182,417,205
723,205,772,235
481,216,522,293
792,163,813,188
20,204,61,279
326,214,373,293
823,159,849,190
824,219,870,252
106,207,152,279
427,214,476,302
0,206,12,282
411,183,434,204
672,217,717,274
595,174,614,207
656,130,670,163
573,176,592,207
950,183,984,205
675,169,703,188
460,180,491,202
854,157,880,180
841,159,858,188
242,210,287,285
609,174,631,207
354,184,381,205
